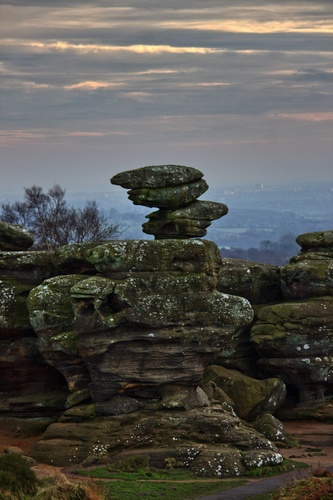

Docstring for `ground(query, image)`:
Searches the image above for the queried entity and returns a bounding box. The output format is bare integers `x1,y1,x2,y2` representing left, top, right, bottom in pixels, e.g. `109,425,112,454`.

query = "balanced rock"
279,230,333,299
111,165,228,239
0,221,34,251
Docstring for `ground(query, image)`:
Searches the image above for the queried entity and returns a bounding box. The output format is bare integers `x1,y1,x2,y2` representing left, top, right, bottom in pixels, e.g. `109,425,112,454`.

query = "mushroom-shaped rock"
110,165,229,239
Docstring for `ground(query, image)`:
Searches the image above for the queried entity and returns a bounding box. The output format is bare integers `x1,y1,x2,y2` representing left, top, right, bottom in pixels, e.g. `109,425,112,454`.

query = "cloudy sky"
1,0,333,194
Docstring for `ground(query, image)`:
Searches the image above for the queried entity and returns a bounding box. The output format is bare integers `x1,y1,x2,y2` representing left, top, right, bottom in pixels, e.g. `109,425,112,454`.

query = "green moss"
51,331,78,355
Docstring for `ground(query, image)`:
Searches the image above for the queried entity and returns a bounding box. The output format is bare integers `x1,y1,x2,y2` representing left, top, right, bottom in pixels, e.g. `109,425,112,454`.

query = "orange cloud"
271,112,333,122
64,81,120,90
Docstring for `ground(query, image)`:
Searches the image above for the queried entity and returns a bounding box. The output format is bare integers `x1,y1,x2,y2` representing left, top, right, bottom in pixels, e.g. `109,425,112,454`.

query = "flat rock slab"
111,164,203,189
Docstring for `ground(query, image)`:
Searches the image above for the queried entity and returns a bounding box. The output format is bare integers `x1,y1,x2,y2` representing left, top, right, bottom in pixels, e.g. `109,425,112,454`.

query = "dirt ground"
0,421,332,480
280,421,333,469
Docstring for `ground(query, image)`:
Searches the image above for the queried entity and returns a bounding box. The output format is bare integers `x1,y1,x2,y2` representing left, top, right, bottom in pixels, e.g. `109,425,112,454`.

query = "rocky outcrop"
26,236,286,471
32,406,283,475
251,296,333,404
279,230,333,299
1,167,331,473
250,231,333,418
0,244,67,417
217,258,282,305
111,165,228,239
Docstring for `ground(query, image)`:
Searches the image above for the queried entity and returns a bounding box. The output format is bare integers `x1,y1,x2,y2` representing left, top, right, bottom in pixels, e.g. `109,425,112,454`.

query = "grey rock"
111,164,203,189
0,221,34,251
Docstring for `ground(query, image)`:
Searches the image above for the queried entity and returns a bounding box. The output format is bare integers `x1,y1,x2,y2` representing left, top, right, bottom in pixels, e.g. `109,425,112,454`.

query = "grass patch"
100,479,245,499
76,466,207,481
73,458,309,500
245,459,308,479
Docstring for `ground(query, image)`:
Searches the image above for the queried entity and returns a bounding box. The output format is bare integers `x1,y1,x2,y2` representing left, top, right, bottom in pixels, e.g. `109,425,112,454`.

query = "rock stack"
250,230,333,417
111,164,228,239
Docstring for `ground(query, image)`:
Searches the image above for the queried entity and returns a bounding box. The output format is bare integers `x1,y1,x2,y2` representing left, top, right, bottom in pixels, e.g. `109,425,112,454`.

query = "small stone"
4,445,24,455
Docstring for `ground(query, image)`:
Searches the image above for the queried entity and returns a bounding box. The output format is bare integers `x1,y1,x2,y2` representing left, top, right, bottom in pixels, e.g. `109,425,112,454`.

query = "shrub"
0,453,38,496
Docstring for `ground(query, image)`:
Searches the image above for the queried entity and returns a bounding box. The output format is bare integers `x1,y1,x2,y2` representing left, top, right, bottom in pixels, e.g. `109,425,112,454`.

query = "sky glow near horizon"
1,0,333,194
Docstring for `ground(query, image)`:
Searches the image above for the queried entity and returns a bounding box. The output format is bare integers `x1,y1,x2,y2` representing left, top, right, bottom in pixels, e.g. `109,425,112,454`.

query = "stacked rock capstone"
111,164,228,239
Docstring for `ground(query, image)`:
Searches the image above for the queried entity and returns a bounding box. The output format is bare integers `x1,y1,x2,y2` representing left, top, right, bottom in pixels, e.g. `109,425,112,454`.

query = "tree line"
1,184,121,250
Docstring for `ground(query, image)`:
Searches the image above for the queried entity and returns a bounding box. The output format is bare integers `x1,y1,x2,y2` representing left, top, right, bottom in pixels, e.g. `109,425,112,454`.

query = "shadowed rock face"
0,247,67,416
251,296,333,404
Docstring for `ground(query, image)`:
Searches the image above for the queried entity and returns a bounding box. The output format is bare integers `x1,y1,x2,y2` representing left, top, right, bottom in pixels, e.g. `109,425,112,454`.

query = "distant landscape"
1,181,332,265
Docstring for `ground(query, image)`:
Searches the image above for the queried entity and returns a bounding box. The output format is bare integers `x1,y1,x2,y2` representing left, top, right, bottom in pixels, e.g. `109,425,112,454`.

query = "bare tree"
1,184,121,249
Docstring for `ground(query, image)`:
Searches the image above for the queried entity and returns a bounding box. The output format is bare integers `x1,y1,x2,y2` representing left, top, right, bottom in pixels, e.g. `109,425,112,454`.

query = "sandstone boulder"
279,230,333,299
31,405,283,475
111,164,203,189
0,221,34,251
143,201,228,239
217,258,282,304
251,296,333,404
69,240,253,405
251,413,289,444
0,250,54,285
203,365,286,421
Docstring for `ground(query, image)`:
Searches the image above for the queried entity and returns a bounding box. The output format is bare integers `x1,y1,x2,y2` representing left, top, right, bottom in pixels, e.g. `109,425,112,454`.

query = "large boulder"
68,240,253,405
0,221,34,251
217,258,282,305
0,250,54,285
31,404,283,474
250,296,333,405
203,365,286,421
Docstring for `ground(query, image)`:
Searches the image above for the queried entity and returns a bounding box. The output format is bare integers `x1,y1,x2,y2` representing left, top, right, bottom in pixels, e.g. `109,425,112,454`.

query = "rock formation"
0,244,67,418
0,167,331,474
250,230,333,419
111,164,228,239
